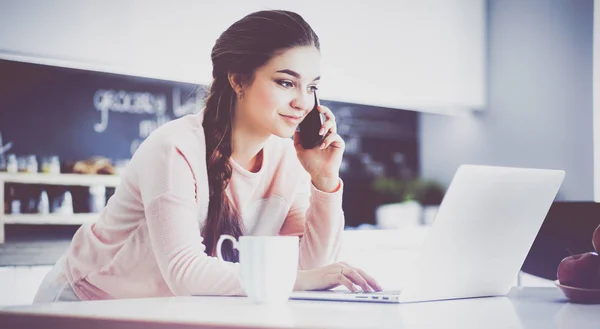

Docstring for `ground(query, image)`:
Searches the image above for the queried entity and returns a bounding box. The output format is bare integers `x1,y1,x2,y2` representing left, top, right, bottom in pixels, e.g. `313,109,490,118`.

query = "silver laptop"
290,164,565,303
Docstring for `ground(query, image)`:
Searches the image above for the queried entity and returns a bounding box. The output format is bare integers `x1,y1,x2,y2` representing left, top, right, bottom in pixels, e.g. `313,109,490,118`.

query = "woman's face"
234,46,321,139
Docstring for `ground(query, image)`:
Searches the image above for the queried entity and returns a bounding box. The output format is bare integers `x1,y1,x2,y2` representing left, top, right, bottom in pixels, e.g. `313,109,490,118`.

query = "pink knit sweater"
63,112,345,300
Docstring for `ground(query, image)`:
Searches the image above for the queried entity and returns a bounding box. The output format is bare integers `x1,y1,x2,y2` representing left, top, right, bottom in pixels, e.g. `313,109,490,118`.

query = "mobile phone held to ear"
298,92,325,149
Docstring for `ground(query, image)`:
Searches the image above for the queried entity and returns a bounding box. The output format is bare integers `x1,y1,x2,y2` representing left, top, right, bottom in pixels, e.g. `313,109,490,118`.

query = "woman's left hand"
294,104,345,192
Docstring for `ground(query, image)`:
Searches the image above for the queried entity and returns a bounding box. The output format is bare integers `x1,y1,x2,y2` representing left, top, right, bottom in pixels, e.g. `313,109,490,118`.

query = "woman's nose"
291,91,314,112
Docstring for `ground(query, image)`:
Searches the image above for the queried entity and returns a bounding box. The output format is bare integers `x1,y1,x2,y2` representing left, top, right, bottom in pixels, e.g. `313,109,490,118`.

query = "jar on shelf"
10,199,21,214
26,155,38,173
6,154,17,173
89,185,106,213
17,156,27,172
41,156,61,174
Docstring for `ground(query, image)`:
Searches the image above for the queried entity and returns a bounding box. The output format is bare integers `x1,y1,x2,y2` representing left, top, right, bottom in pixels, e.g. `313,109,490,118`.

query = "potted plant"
372,177,445,228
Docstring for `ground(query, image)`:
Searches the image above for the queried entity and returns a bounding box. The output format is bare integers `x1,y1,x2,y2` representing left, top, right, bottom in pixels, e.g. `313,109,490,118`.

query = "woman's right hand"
293,262,383,292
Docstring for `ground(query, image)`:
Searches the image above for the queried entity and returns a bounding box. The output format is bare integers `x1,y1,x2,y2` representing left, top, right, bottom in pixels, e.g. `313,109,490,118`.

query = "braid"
201,76,244,262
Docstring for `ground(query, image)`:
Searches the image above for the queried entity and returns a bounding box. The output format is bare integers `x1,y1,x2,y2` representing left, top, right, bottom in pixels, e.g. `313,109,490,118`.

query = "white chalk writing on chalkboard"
93,89,167,133
92,87,201,156
173,87,202,118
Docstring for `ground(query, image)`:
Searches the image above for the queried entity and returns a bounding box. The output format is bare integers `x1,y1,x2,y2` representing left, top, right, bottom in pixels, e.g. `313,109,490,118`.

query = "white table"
0,287,599,329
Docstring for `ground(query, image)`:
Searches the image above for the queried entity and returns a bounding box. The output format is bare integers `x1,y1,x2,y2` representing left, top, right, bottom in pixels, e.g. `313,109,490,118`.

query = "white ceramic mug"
216,235,299,303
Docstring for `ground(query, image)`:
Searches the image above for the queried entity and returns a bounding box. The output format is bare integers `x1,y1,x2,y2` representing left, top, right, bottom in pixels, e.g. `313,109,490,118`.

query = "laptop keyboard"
332,290,402,295
347,290,402,302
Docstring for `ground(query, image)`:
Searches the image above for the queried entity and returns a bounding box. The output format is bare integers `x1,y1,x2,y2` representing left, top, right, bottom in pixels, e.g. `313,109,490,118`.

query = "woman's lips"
279,114,302,124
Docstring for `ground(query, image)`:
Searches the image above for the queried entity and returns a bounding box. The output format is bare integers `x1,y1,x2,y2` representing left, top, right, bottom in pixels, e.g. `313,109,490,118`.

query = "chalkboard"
0,60,199,163
0,59,418,226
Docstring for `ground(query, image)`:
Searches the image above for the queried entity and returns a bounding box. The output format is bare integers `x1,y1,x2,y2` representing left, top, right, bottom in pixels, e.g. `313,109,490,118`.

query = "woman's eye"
309,85,319,93
277,80,294,88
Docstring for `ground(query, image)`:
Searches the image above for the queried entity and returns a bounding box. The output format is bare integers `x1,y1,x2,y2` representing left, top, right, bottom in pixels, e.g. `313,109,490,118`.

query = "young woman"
34,9,381,302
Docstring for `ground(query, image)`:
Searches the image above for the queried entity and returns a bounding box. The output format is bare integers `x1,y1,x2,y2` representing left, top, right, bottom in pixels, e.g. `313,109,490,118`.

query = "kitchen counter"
1,287,598,329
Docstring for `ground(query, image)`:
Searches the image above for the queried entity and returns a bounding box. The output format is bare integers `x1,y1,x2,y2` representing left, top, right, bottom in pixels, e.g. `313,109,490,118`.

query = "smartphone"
298,92,325,149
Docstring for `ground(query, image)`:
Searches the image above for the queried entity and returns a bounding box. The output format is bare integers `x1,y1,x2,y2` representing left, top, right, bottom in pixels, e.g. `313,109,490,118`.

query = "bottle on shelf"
62,190,73,215
53,190,73,215
37,189,50,214
7,185,21,215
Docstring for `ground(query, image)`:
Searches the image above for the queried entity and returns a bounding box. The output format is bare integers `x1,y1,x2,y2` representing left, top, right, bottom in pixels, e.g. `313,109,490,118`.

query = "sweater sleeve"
137,140,245,296
279,170,345,270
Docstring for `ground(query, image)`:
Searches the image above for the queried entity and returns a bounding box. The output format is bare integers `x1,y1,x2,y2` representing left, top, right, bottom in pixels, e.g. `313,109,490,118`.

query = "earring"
238,90,244,100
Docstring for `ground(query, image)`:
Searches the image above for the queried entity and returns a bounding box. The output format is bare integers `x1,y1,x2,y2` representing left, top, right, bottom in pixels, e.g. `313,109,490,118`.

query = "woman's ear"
227,73,243,95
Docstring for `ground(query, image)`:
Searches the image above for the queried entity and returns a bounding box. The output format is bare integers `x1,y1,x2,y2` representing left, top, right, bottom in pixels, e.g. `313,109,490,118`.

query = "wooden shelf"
0,173,116,243
4,213,98,225
0,173,121,187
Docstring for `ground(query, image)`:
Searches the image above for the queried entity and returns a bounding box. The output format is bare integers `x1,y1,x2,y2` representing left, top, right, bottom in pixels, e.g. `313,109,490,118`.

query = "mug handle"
216,234,238,261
